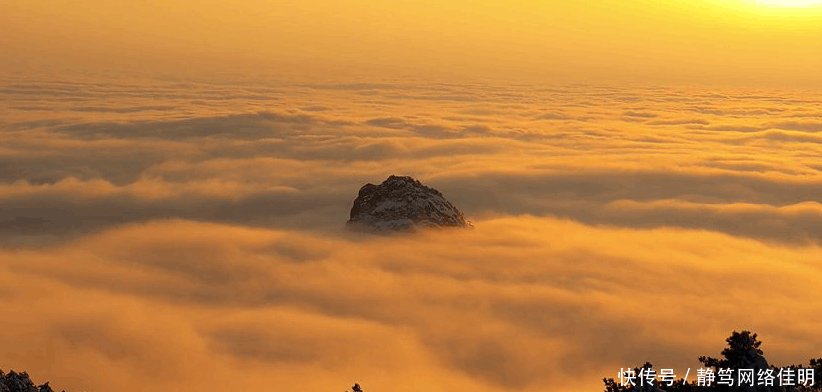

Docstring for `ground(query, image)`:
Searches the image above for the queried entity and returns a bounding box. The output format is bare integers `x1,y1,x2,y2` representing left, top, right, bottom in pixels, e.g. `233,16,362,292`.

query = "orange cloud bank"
1,218,821,391
1,79,821,391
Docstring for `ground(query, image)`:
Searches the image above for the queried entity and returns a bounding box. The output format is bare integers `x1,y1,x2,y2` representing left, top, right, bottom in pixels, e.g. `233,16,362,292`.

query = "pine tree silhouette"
603,330,821,391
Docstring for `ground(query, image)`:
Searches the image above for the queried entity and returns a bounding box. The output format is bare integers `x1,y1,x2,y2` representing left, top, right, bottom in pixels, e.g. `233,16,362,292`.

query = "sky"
3,0,822,86
2,2,822,392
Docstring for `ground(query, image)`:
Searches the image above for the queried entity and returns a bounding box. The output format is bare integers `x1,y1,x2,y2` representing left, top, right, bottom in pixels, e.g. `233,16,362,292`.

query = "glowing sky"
3,0,822,86
756,0,822,7
2,2,822,392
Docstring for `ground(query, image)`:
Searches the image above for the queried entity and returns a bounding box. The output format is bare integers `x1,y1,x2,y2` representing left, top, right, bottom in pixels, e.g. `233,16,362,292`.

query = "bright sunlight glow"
756,0,822,6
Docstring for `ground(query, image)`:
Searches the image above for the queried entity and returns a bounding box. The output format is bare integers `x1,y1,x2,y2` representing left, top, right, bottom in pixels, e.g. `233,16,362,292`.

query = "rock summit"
347,175,470,232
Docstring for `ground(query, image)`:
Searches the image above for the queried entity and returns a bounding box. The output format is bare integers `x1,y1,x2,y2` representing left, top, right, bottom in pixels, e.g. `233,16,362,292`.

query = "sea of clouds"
1,76,821,391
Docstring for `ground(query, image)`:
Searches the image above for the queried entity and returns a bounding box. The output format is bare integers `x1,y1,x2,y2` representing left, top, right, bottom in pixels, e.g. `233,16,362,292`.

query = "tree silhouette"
699,331,768,372
603,331,821,391
0,369,57,392
345,383,364,392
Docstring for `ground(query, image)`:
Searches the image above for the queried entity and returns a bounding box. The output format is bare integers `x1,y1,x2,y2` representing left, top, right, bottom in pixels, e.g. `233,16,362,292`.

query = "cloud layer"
1,77,821,391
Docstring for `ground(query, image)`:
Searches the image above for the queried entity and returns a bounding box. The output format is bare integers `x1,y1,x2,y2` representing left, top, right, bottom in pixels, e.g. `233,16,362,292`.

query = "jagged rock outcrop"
0,370,57,392
347,175,470,232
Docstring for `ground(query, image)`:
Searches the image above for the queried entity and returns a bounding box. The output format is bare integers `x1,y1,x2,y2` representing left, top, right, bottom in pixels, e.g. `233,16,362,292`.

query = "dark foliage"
0,369,59,392
346,383,364,392
603,331,821,392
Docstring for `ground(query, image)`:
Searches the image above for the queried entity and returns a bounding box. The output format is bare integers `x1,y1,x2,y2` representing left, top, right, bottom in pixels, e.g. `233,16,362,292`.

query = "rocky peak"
347,175,470,232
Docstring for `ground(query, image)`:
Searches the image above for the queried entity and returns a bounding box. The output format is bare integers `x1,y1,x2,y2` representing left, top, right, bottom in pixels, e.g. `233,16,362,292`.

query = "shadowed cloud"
2,78,822,391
